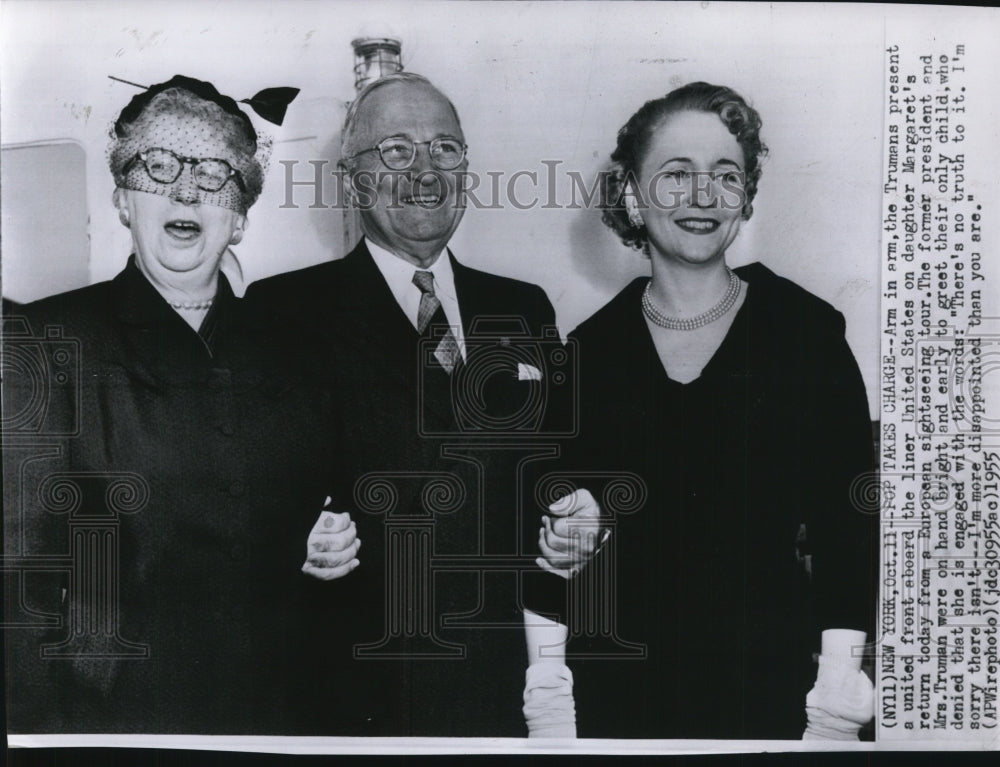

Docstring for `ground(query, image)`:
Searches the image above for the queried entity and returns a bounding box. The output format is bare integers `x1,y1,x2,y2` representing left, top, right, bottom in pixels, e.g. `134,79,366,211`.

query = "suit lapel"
450,251,482,340
450,252,546,430
335,243,461,427
335,243,421,387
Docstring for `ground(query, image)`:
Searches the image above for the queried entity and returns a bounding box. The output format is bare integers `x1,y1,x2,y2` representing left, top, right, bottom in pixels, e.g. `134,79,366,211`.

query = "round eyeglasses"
126,147,245,192
346,136,468,171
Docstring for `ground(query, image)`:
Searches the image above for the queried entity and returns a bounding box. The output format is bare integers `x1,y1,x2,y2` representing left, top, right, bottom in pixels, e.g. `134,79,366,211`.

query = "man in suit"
246,72,594,736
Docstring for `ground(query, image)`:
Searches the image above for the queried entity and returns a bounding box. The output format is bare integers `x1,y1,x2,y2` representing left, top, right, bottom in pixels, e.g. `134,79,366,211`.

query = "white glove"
523,662,577,738
803,654,875,740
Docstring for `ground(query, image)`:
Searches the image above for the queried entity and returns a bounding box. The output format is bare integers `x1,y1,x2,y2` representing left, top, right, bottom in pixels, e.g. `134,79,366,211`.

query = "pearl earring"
625,198,644,228
119,209,130,228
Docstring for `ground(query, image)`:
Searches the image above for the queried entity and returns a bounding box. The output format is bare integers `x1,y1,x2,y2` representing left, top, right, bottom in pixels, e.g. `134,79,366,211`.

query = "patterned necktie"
412,270,461,374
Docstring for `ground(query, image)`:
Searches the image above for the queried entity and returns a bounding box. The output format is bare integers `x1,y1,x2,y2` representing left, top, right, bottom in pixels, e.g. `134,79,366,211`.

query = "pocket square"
518,363,542,381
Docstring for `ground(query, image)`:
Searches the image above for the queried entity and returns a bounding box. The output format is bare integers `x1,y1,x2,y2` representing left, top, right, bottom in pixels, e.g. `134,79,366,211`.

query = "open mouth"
402,194,444,208
674,218,720,234
164,219,202,240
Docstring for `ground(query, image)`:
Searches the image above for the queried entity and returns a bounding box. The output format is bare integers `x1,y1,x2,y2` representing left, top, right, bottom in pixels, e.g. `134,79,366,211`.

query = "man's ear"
338,160,357,207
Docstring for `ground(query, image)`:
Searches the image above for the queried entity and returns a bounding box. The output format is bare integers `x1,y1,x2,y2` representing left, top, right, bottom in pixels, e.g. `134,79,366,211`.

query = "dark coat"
245,241,559,736
3,258,335,734
525,263,877,740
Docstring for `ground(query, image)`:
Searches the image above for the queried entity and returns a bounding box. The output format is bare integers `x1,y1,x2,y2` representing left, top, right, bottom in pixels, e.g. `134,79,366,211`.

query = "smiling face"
634,110,746,267
116,111,248,287
345,81,467,266
118,187,245,282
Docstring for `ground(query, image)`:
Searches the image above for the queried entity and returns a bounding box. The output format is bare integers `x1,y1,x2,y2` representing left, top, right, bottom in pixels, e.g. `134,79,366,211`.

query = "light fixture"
351,37,403,92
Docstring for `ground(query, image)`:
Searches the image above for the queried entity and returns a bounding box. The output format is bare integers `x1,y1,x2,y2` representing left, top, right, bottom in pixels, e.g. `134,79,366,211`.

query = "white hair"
340,72,463,163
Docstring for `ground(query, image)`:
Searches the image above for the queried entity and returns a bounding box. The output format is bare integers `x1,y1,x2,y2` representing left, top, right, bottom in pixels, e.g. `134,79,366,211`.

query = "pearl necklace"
169,298,214,311
641,269,740,331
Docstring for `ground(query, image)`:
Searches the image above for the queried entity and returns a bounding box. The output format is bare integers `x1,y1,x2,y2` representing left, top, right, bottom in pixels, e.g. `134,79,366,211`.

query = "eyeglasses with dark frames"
125,147,246,192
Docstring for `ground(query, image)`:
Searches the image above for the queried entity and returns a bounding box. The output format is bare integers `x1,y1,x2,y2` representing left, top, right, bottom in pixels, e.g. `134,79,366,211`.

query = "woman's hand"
803,629,874,740
537,488,608,579
301,496,361,580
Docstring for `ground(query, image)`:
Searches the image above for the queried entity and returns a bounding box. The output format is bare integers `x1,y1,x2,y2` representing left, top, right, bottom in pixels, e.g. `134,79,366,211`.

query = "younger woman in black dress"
524,82,877,740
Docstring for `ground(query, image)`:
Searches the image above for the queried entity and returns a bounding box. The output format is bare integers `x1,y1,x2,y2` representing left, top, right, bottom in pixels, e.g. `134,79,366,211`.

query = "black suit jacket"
245,241,560,736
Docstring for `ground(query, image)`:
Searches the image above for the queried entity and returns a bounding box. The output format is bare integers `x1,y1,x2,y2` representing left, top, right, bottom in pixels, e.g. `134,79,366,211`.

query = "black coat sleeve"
520,323,612,625
803,311,879,639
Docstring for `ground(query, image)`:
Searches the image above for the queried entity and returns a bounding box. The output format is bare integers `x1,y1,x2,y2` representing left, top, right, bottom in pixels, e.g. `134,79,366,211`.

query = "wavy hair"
600,82,768,254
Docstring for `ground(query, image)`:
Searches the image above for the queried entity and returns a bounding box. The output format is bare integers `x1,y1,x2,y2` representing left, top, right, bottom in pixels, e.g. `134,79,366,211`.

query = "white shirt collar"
365,237,443,299
365,237,466,355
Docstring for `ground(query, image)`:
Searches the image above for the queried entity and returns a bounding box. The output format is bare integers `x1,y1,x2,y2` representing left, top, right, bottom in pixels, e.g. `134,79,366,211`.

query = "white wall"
3,0,941,417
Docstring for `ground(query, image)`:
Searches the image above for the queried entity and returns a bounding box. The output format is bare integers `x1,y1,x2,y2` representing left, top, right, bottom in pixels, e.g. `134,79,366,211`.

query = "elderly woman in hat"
5,75,334,734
